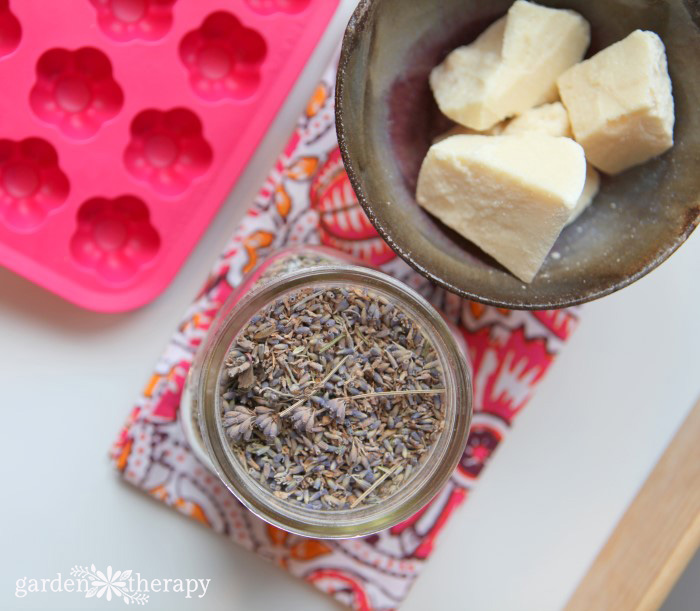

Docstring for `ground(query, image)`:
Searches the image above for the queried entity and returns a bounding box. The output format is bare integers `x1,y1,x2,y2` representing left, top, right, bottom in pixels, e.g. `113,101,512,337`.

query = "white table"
1,2,698,608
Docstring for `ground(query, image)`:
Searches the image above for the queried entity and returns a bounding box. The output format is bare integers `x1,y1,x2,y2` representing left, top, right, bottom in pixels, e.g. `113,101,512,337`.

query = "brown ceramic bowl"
336,0,700,309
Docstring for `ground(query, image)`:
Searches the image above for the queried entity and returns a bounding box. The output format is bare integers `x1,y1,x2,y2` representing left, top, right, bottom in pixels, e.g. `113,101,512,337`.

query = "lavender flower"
254,406,280,438
327,398,346,423
222,405,255,441
290,404,316,433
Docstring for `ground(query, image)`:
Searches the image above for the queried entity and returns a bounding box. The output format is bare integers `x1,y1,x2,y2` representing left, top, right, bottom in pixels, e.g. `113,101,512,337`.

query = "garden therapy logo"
15,565,211,604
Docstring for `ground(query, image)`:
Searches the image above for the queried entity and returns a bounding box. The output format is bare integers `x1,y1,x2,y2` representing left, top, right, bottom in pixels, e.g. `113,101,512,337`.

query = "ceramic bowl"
336,0,700,309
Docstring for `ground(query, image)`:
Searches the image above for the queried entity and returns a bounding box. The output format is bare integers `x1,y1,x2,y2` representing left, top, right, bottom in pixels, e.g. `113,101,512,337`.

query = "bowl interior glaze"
336,0,700,309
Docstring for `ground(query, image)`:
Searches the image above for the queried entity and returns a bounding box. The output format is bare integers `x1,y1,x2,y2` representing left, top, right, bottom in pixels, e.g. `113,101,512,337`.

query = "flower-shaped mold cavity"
30,47,124,140
0,0,20,58
179,11,267,102
89,0,176,42
244,0,311,15
0,138,69,231
70,195,160,284
124,108,213,196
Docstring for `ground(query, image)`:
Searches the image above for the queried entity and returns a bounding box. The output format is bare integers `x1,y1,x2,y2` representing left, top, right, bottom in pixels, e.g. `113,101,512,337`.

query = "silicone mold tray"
0,0,338,311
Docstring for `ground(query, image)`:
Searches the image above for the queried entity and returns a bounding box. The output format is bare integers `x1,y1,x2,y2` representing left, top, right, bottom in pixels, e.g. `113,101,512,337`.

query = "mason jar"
181,246,472,538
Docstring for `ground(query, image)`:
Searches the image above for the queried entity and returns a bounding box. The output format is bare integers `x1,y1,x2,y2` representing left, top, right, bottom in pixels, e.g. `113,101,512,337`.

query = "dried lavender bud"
327,398,346,423
218,284,446,510
222,406,255,442
254,406,280,439
290,404,316,433
237,338,255,352
238,365,255,389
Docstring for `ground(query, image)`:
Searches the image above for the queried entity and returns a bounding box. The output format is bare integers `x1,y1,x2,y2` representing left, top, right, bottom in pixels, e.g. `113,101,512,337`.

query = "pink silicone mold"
30,47,124,140
179,11,267,102
245,0,311,16
0,0,338,311
0,1,20,58
0,137,69,231
89,0,176,42
71,195,159,283
124,108,213,196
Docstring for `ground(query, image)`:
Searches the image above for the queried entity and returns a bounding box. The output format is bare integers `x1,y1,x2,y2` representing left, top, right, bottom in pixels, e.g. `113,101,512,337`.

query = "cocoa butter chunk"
503,102,600,225
416,134,586,282
557,30,675,174
429,0,590,130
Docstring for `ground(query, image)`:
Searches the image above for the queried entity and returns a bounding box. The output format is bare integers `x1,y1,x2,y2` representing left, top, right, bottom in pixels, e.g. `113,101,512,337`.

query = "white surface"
1,1,699,609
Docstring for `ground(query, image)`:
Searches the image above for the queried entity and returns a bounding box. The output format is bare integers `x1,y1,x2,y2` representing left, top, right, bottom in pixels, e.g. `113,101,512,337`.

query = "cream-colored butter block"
503,102,600,224
429,17,508,131
432,121,507,144
503,102,572,137
568,163,601,224
430,1,590,130
416,134,587,282
557,29,674,174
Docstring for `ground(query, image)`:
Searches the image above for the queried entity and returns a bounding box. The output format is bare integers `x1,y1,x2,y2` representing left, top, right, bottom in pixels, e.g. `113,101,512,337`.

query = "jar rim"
196,264,472,538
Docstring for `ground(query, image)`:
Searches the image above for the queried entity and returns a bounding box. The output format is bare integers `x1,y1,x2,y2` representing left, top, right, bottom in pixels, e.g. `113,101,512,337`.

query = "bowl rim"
335,0,700,310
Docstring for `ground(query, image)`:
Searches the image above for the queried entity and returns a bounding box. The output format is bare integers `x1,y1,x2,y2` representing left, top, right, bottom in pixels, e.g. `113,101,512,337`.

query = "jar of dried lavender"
182,246,472,538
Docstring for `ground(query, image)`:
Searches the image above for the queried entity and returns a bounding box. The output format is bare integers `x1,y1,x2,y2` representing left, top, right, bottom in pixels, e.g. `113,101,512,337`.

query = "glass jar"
181,246,472,538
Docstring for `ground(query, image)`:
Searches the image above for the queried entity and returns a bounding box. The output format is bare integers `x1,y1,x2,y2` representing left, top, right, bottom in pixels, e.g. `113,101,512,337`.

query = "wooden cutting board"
565,397,700,611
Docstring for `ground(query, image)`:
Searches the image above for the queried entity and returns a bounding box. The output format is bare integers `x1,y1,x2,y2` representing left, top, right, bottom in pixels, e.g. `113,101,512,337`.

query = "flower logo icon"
89,566,128,601
70,565,149,605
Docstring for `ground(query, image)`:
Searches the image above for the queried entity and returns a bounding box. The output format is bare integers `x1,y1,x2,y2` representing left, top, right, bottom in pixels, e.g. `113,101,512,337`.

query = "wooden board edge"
565,396,700,611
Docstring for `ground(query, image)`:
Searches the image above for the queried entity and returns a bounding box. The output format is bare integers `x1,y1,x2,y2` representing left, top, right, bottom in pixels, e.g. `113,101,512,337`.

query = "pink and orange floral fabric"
111,57,579,610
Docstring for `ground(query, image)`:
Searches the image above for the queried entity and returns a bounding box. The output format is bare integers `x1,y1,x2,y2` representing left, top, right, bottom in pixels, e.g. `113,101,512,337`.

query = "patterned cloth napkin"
111,55,579,610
